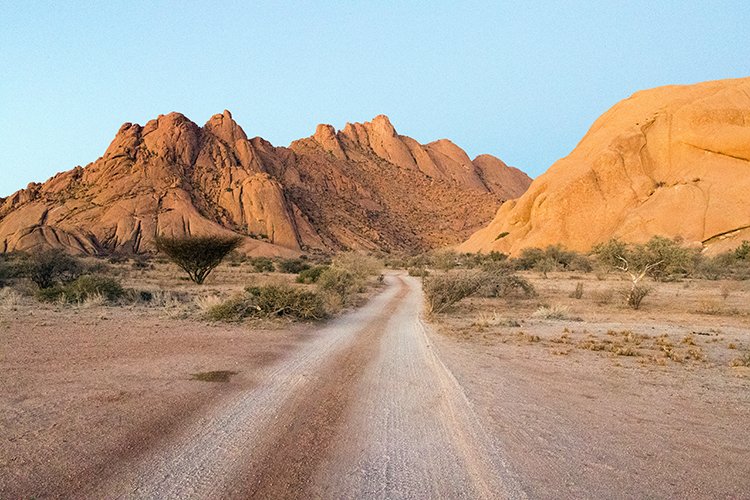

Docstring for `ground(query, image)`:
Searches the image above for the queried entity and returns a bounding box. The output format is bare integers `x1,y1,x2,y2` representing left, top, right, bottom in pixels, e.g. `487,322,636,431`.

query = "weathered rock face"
459,77,750,255
0,112,530,255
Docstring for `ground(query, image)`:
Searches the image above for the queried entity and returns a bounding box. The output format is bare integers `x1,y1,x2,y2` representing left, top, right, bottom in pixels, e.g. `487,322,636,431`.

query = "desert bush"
331,252,382,280
207,284,326,322
735,241,750,260
25,250,84,289
246,284,326,320
594,237,696,281
591,289,615,305
638,236,696,281
569,282,584,299
278,258,310,274
476,271,536,298
156,235,241,284
592,239,630,269
514,245,585,273
514,247,546,271
36,274,124,303
430,250,460,270
0,252,29,286
423,270,483,314
317,267,360,305
694,255,728,280
249,256,275,273
623,284,650,309
408,266,429,278
296,265,329,284
205,294,256,322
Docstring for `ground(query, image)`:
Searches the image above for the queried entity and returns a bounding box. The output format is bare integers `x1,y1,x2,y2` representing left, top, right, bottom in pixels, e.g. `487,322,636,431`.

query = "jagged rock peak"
204,109,248,143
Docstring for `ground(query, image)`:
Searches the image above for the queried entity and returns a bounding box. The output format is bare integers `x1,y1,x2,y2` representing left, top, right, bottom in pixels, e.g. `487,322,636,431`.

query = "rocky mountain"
0,111,530,256
459,77,750,255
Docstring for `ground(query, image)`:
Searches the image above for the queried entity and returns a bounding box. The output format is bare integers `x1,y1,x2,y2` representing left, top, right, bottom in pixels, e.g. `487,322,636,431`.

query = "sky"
1,1,748,197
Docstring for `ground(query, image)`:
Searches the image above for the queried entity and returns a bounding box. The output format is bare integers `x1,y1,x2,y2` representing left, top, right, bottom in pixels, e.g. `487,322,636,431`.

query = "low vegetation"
206,284,327,322
423,268,535,315
36,275,125,304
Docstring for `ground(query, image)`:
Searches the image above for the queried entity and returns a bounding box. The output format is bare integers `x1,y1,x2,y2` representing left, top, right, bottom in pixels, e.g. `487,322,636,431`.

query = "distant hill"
0,111,530,256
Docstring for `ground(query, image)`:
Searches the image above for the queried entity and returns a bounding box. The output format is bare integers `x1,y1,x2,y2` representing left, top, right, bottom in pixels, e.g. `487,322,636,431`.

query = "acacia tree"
156,235,242,284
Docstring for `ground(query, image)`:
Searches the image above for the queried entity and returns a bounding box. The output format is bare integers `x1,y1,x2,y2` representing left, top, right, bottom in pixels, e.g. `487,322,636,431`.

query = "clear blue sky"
1,1,748,197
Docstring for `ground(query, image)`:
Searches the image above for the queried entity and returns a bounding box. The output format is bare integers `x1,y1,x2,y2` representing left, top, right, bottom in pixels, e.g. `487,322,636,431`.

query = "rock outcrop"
0,112,531,255
459,77,750,255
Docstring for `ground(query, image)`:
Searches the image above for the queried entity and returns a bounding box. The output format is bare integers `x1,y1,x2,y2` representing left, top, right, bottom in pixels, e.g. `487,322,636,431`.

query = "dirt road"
86,275,522,499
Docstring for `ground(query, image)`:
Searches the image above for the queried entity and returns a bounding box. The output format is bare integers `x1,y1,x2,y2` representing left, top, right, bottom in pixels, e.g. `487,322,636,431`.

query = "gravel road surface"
91,275,521,499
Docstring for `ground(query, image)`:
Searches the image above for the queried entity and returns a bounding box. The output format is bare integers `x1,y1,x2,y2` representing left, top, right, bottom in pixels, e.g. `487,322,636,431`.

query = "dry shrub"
623,284,651,309
476,272,536,298
423,270,483,314
591,289,615,305
206,284,326,322
408,267,429,278
296,266,329,284
317,268,360,306
569,282,584,299
720,282,740,300
331,252,382,281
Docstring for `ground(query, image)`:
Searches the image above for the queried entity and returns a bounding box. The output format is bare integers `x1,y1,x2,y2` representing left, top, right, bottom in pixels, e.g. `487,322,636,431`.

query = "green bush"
207,284,326,322
514,245,583,272
408,266,429,277
249,256,275,273
156,235,242,284
35,274,124,303
246,284,326,320
735,241,750,261
278,258,310,274
206,294,257,322
430,250,460,270
331,252,382,280
423,270,483,314
296,265,329,284
317,267,360,304
594,237,697,281
476,271,536,298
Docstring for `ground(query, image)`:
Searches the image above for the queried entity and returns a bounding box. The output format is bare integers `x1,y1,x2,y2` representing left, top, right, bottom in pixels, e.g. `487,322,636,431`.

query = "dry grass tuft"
0,288,23,309
730,351,750,367
532,304,581,321
190,370,237,382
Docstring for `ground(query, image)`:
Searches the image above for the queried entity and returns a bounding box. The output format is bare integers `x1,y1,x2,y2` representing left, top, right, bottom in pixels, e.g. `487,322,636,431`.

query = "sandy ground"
431,272,750,498
2,269,749,498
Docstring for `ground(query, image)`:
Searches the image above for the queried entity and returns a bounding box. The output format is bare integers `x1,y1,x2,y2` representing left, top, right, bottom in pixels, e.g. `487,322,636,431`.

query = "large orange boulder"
459,77,750,255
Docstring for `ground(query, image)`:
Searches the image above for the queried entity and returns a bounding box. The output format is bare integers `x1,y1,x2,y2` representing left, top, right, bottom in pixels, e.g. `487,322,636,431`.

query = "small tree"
156,235,242,284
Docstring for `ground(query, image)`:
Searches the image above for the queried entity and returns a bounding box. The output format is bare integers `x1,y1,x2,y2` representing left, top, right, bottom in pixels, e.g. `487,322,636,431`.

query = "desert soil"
2,272,749,498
